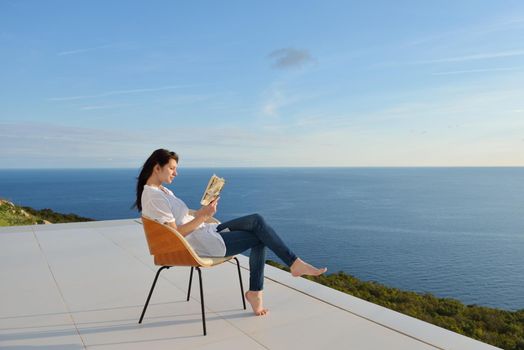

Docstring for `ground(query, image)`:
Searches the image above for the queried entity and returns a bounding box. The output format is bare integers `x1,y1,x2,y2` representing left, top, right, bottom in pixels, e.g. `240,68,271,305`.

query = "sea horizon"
1,165,523,170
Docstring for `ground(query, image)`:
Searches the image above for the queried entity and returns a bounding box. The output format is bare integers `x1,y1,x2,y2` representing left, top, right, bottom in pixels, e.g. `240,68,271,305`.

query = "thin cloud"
260,84,310,117
377,49,524,69
469,16,524,37
57,44,114,56
0,121,304,168
399,14,524,50
432,67,522,75
80,104,133,110
268,48,314,69
414,49,524,64
47,85,193,101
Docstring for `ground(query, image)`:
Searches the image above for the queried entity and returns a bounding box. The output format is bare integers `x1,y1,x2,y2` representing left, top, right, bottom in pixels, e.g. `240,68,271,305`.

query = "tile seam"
30,226,88,349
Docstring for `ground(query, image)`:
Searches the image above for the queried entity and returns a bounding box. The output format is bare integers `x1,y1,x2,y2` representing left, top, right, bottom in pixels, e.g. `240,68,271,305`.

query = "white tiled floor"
0,220,500,349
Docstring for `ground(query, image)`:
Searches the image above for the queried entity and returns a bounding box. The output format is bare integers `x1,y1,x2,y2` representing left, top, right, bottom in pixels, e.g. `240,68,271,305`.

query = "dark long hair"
133,149,179,212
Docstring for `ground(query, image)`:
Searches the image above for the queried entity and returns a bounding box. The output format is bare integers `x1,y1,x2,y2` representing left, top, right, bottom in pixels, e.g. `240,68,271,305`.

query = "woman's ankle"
290,257,302,269
247,290,263,298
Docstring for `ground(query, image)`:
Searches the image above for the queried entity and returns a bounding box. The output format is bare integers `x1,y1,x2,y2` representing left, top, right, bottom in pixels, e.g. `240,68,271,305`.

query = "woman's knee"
250,213,265,227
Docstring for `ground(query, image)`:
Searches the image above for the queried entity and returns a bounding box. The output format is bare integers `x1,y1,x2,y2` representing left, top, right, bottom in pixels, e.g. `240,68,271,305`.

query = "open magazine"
200,174,225,206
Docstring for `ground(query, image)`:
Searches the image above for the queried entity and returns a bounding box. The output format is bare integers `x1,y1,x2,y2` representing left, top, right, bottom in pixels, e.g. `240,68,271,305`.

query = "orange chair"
138,214,246,335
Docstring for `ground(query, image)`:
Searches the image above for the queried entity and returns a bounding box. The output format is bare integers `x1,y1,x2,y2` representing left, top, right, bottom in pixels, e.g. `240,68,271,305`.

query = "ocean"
0,167,523,311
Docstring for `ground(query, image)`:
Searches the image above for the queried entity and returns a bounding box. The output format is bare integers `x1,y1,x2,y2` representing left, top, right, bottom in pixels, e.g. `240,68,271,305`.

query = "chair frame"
138,215,246,336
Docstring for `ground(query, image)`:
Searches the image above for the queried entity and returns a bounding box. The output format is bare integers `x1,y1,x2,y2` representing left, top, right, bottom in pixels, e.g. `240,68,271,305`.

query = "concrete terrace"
0,219,500,350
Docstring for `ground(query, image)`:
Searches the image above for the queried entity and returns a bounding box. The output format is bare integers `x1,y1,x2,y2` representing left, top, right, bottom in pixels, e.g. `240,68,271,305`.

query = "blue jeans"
217,214,298,291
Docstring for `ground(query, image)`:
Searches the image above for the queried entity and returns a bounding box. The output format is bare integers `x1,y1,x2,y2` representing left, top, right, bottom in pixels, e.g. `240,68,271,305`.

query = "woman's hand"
196,197,219,219
176,198,220,237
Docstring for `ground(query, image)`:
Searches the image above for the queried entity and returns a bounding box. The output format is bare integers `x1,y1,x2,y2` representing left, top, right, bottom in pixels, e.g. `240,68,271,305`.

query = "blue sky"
1,0,523,168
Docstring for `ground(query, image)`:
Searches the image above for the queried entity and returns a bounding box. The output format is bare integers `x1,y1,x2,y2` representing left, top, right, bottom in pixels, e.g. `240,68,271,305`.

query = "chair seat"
154,253,234,267
199,255,235,266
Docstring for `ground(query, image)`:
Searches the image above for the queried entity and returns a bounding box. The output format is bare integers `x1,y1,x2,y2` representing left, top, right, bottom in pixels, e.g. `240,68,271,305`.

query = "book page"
200,174,225,205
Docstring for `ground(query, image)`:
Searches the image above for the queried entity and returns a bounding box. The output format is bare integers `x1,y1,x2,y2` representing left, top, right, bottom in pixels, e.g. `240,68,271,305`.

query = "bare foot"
290,258,327,277
245,291,269,316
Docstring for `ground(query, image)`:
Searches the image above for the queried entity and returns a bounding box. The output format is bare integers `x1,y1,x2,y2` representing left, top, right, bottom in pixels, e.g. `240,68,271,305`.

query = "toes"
256,308,269,316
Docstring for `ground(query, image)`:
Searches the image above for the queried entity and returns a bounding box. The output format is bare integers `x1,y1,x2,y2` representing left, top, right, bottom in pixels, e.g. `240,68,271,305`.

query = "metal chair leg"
196,267,206,336
234,257,246,310
138,266,170,324
187,266,194,301
140,260,243,335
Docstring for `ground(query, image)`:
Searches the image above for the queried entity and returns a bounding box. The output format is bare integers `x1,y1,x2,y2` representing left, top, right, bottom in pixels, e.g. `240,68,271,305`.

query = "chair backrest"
141,215,201,266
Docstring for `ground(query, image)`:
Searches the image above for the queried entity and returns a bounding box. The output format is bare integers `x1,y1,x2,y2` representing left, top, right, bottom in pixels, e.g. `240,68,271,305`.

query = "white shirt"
141,184,227,257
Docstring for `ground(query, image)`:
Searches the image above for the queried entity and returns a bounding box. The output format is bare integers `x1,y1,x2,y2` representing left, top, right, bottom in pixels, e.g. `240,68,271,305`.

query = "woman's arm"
188,209,220,224
165,215,207,237
165,197,219,237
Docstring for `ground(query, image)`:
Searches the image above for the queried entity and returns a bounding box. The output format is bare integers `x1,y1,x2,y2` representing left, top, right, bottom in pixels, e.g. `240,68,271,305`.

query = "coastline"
0,199,94,226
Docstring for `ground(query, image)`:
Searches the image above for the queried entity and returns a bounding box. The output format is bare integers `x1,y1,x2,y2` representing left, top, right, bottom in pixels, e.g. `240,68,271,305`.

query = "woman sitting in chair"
134,148,327,316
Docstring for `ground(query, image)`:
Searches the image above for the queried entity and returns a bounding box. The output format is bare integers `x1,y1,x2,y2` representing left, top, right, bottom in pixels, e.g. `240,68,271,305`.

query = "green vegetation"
266,260,524,350
0,199,94,226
